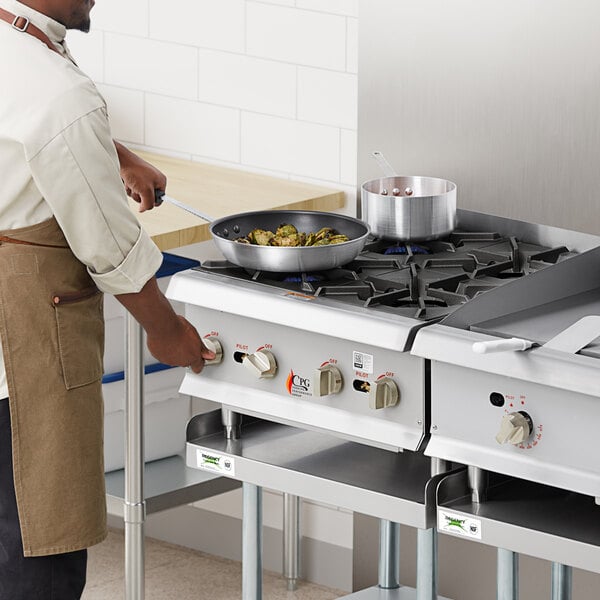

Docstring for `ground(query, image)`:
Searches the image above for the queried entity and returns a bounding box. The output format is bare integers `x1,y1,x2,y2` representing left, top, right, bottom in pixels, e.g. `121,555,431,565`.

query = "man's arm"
115,277,215,373
29,110,211,371
115,141,165,212
112,143,213,370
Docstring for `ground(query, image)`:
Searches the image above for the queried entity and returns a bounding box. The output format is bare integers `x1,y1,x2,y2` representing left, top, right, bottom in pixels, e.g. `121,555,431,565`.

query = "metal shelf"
436,469,600,573
338,585,451,599
105,454,240,517
186,411,452,529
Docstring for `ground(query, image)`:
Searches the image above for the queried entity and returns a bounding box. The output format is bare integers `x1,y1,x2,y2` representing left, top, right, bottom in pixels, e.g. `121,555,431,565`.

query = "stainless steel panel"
436,471,600,574
105,455,240,516
179,304,427,451
359,0,600,234
185,417,448,529
411,324,600,398
167,270,421,352
426,362,600,497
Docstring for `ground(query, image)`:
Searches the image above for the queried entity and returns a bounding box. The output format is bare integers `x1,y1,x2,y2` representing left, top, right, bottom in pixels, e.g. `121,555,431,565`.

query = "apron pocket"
53,287,104,390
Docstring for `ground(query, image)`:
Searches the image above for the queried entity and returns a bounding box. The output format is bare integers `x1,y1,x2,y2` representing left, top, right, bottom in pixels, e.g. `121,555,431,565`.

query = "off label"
438,509,482,540
197,450,235,477
353,351,374,374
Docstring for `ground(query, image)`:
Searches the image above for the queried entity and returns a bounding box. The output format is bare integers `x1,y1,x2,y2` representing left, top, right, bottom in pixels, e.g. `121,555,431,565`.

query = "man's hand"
115,278,216,374
147,315,214,373
114,141,166,212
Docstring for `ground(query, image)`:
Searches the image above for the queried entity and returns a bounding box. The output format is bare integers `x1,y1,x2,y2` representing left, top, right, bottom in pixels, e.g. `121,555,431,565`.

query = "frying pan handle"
371,151,397,178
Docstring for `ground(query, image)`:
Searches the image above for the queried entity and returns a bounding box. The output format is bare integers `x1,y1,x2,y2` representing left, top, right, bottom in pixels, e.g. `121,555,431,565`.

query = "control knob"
369,377,400,410
242,350,277,379
313,365,342,397
202,336,223,365
495,411,533,445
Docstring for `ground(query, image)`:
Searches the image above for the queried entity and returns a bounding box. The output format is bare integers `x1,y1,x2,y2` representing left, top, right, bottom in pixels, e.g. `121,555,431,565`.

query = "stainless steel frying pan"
155,191,370,272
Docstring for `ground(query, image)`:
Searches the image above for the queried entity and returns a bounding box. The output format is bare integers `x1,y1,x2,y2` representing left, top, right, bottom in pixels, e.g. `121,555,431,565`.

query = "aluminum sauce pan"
361,176,456,241
209,210,370,272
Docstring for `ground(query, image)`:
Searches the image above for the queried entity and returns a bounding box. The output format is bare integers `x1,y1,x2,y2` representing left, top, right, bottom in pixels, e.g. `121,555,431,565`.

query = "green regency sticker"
437,509,482,540
197,449,235,477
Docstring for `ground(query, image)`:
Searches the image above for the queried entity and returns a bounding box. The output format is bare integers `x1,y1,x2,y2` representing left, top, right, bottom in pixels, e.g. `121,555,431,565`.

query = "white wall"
68,0,359,215
69,0,360,577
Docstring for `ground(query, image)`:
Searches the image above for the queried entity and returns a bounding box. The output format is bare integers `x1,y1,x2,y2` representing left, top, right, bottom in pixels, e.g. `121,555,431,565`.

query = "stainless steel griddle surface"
470,287,600,358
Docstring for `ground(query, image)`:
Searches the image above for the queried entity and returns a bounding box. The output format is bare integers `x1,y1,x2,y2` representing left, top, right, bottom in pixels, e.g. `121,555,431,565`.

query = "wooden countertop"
130,151,346,252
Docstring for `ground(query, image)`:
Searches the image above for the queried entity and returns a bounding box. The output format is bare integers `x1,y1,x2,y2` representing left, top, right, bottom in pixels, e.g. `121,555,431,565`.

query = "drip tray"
470,287,600,358
436,470,600,573
185,410,455,529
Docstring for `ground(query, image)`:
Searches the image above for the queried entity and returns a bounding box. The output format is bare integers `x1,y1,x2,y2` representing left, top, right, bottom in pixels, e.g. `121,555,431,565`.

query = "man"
0,0,214,597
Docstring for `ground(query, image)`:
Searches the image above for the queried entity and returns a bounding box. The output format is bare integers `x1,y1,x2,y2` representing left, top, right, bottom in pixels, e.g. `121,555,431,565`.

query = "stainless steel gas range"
167,208,600,599
168,210,593,454
408,214,600,584
413,242,600,500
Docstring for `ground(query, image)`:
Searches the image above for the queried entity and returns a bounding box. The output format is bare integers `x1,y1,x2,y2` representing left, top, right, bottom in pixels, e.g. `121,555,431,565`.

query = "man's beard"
68,2,92,32
74,18,91,33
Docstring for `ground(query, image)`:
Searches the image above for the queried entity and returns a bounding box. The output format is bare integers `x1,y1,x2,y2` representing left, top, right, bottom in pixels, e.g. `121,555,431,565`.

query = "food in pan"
235,224,349,247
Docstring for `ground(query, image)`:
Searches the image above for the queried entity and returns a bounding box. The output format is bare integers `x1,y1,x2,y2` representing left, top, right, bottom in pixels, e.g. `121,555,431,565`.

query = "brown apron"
0,217,107,557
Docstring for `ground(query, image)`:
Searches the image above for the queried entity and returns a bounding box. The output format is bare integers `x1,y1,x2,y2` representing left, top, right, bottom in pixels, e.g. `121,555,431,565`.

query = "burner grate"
193,231,573,320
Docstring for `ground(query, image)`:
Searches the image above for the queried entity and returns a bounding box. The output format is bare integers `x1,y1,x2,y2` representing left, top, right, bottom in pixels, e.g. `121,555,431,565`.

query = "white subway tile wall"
145,94,240,160
68,0,358,200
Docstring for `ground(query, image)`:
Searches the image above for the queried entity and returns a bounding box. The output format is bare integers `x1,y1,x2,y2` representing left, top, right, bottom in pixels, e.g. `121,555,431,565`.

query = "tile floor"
82,529,344,599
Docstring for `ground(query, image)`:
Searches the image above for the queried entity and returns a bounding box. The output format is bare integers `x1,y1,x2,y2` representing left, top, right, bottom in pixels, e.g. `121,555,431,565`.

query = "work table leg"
125,314,146,600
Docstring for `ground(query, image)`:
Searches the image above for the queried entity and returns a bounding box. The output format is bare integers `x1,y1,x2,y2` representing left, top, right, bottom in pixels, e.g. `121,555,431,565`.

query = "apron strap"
0,7,61,56
0,235,68,249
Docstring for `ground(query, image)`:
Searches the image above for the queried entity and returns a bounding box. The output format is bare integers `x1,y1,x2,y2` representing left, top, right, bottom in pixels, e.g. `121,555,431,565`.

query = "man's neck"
17,1,65,27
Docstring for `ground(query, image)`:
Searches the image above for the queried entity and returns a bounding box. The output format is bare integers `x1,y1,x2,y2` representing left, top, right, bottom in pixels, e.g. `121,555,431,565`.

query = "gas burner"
283,274,323,284
362,238,431,256
263,268,360,293
383,244,430,256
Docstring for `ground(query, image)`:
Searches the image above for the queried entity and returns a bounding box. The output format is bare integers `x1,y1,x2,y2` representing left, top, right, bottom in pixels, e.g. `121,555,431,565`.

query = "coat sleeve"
27,106,163,295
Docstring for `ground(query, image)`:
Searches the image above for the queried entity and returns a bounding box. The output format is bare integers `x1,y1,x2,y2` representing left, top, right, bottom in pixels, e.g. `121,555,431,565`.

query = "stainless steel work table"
115,151,344,600
186,411,455,600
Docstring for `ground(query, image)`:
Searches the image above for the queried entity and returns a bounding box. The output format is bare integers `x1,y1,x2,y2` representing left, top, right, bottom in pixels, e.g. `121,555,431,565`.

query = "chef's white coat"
0,0,163,398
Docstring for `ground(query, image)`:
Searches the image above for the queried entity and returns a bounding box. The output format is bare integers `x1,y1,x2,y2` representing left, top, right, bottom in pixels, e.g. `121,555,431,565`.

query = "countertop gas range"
167,210,595,456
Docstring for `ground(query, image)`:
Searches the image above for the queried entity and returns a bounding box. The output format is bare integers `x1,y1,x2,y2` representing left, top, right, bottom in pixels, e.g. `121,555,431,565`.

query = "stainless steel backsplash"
358,0,600,235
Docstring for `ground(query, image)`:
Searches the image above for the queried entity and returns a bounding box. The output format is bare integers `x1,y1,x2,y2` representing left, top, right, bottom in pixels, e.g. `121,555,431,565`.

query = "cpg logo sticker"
197,450,235,477
438,509,482,540
286,370,311,397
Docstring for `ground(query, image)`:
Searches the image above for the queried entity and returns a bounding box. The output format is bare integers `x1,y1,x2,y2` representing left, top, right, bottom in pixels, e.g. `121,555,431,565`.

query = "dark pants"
0,398,87,600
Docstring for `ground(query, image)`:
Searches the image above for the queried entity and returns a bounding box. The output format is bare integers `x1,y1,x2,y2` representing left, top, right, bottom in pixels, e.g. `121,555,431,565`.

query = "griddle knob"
242,350,278,379
495,411,533,445
202,336,223,365
369,377,400,410
313,365,343,397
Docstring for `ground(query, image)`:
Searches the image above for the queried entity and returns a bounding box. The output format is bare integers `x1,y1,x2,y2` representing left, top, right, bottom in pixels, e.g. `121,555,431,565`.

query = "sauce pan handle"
371,150,397,177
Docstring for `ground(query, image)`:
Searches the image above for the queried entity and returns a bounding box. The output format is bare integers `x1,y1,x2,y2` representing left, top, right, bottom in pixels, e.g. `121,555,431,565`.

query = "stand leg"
378,520,400,589
124,314,146,600
222,407,242,440
468,466,488,504
243,483,263,600
551,563,572,600
417,528,437,600
283,493,300,591
416,457,448,600
497,548,519,600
